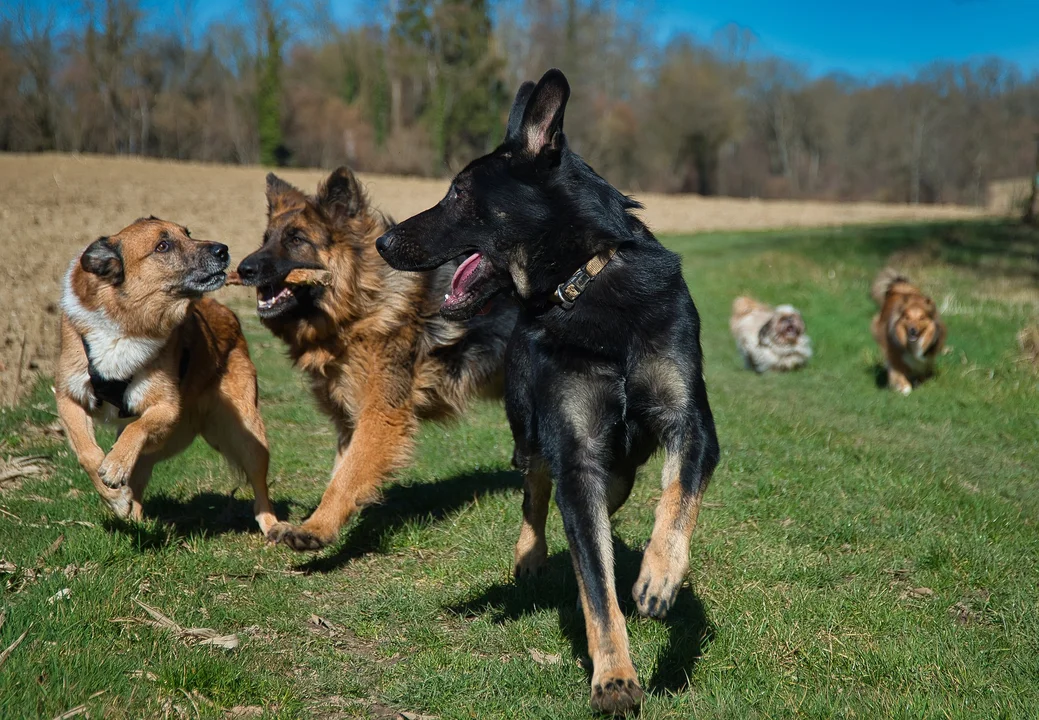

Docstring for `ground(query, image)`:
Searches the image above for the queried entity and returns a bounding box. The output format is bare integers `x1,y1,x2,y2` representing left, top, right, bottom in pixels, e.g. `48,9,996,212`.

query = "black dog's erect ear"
265,173,304,214
505,80,536,143
517,69,570,159
317,166,365,223
81,237,124,284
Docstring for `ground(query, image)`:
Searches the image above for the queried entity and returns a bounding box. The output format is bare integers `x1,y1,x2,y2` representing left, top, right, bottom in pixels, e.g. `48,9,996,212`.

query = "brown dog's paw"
98,453,133,489
590,675,644,716
266,522,335,551
103,487,134,519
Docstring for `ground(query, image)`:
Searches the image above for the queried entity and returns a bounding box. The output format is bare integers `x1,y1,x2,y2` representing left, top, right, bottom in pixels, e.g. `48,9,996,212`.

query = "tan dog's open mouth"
226,268,332,318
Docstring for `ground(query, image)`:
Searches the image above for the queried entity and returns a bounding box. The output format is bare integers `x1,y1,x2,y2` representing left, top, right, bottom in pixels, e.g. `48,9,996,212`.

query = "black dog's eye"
286,234,306,246
155,240,171,253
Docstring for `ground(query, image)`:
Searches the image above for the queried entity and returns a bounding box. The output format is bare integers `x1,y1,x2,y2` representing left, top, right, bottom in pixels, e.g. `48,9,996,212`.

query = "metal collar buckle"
552,247,617,310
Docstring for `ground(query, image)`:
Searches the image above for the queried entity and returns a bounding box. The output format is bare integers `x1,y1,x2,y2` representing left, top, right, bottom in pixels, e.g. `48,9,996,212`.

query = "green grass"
2,221,1039,719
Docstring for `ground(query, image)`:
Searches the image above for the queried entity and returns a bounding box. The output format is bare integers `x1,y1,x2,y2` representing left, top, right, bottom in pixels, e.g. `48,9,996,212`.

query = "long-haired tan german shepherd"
236,168,516,551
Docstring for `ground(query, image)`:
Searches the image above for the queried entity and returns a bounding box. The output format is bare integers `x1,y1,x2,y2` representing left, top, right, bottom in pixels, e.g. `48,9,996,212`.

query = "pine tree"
428,0,506,171
256,3,284,166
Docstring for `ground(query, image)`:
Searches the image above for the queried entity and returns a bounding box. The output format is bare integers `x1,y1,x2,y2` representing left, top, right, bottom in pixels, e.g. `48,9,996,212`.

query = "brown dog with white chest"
55,217,277,531
871,268,946,394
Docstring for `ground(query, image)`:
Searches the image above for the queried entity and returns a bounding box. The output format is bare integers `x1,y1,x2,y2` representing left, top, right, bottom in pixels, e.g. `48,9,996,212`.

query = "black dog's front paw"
513,541,548,579
632,570,681,619
591,674,644,716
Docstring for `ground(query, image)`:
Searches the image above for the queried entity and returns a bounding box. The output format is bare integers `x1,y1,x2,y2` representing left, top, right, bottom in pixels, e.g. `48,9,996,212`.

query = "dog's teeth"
444,294,450,301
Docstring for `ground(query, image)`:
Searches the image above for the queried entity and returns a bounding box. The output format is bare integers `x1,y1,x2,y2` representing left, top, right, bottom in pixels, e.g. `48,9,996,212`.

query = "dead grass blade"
51,693,103,720
117,600,240,649
528,648,562,666
51,706,87,720
198,634,240,650
0,455,50,487
306,614,339,636
396,710,439,720
37,534,64,566
0,628,29,669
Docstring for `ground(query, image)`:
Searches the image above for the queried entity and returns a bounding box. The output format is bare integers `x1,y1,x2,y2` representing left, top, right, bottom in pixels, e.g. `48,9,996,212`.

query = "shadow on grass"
698,221,1039,281
826,221,1039,280
104,492,295,549
295,468,521,574
871,363,889,389
448,537,712,696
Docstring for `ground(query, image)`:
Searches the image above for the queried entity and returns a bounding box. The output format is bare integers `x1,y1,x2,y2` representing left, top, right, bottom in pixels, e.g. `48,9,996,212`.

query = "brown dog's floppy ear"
518,69,570,161
265,173,303,215
81,237,123,284
317,166,365,223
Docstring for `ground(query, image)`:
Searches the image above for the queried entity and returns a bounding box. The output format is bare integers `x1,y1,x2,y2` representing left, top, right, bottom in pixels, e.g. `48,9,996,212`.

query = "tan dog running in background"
55,217,277,532
871,268,946,394
730,296,812,372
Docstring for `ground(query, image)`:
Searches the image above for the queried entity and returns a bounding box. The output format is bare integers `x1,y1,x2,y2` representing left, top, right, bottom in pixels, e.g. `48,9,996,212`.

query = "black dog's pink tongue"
451,253,482,295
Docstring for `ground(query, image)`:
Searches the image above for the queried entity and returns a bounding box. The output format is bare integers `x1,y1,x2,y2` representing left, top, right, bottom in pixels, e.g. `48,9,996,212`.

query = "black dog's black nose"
375,234,391,258
210,243,229,263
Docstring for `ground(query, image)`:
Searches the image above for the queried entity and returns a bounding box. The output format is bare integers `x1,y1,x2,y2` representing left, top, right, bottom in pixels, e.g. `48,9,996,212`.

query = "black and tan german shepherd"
377,69,719,715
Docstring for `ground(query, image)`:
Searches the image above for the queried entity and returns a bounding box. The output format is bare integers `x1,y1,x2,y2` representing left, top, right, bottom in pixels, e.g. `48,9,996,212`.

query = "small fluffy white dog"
730,296,812,372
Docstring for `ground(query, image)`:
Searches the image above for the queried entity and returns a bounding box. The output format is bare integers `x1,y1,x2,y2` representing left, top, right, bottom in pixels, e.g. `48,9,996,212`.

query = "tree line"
2,0,1036,205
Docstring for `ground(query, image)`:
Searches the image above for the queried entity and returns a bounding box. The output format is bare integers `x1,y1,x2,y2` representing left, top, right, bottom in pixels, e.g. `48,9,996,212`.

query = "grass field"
2,221,1038,719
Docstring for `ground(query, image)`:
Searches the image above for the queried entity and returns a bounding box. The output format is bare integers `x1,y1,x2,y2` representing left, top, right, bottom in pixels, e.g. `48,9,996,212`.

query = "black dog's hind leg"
606,466,637,517
633,414,719,619
553,452,644,715
513,454,552,578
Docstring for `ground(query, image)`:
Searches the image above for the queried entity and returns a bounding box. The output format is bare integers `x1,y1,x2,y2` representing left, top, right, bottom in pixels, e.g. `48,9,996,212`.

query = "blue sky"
20,0,1039,78
650,0,1039,77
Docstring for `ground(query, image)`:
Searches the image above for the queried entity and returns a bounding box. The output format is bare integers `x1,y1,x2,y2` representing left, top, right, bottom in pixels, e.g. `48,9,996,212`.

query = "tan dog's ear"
265,173,304,215
317,166,365,223
81,237,123,284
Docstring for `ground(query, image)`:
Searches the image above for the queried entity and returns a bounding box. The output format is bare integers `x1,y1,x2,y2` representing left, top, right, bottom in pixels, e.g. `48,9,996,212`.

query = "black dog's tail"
871,267,910,306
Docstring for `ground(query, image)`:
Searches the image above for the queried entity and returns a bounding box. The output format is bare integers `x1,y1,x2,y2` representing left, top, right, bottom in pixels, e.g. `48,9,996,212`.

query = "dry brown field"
0,152,998,406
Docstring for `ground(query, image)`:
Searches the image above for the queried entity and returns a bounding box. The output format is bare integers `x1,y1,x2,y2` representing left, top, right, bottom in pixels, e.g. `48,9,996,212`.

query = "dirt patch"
0,152,996,406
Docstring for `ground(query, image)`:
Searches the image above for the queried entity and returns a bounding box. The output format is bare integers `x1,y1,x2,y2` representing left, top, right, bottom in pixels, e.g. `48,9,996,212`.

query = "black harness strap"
82,336,132,418
80,335,190,419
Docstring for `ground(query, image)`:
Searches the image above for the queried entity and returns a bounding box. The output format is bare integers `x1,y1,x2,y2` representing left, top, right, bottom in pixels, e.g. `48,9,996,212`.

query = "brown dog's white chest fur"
59,260,168,416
